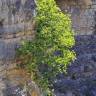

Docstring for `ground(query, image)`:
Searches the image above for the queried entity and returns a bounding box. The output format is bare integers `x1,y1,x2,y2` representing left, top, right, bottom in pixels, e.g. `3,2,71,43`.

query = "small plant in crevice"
16,0,76,95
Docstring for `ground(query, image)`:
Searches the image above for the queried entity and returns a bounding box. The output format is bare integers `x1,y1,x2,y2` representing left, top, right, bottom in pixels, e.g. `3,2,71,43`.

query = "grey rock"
0,0,36,96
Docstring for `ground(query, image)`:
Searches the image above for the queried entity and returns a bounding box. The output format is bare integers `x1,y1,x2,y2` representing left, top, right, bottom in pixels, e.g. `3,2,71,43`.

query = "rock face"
0,0,39,96
56,0,96,35
0,0,36,59
54,35,96,96
0,0,36,25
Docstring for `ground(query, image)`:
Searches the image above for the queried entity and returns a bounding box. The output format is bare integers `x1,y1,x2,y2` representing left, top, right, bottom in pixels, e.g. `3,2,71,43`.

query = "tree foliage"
17,0,75,95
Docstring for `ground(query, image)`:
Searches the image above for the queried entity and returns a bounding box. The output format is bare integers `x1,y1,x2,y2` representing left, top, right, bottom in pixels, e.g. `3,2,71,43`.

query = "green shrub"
17,0,75,95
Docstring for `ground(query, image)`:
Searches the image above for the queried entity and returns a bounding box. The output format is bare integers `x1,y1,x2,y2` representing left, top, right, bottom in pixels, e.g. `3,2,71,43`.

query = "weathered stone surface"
0,0,38,96
56,0,96,35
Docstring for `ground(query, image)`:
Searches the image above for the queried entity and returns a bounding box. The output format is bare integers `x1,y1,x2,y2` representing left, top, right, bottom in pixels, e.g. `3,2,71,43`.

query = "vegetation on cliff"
17,0,75,95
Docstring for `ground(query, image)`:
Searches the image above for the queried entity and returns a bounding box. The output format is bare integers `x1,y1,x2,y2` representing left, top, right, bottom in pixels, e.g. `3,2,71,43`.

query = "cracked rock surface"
0,0,37,96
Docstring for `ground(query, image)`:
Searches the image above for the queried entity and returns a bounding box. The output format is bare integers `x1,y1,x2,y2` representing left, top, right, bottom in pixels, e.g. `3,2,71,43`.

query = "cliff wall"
56,0,96,35
0,0,39,96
